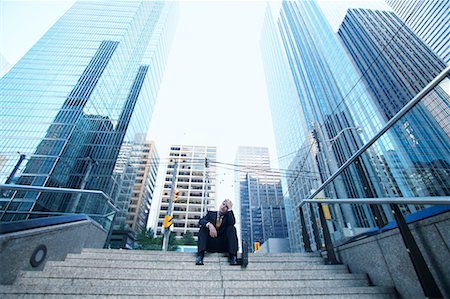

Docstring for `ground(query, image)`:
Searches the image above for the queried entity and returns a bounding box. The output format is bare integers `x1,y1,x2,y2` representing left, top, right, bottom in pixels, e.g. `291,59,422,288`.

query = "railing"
0,184,118,232
296,66,450,298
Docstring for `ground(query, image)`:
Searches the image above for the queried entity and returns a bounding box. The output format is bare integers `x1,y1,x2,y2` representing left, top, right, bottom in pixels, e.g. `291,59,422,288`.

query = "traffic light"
163,215,173,229
205,158,208,168
173,190,179,202
253,242,260,252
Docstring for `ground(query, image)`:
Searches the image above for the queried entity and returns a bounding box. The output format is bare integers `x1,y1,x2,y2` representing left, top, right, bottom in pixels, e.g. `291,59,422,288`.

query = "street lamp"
4,153,27,185
324,126,362,150
324,125,386,228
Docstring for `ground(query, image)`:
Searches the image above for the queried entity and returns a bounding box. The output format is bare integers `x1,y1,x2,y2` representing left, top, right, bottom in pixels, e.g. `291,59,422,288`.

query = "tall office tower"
236,146,288,252
338,9,450,197
0,1,177,220
233,146,272,238
126,141,159,233
110,139,159,248
154,145,217,240
261,2,396,251
385,0,449,64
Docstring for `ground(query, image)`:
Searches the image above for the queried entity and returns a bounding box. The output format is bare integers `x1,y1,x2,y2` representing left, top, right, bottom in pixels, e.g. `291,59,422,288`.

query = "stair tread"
1,249,396,298
0,285,395,295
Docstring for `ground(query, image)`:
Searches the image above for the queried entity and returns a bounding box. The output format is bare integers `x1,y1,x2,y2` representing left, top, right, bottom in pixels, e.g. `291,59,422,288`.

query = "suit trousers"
197,226,238,255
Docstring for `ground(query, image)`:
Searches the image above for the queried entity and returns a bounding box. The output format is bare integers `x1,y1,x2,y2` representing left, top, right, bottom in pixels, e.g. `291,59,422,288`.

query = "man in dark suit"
196,199,239,265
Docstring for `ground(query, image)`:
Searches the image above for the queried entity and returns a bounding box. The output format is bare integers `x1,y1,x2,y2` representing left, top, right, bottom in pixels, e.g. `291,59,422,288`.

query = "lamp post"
325,126,386,228
162,161,178,251
325,126,362,150
5,153,27,185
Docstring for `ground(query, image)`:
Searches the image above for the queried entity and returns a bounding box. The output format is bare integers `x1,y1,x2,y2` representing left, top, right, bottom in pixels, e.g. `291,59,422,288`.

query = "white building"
154,145,216,240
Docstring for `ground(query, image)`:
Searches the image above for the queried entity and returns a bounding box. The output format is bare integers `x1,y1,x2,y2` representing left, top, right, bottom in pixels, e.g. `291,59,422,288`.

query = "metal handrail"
0,184,118,212
303,65,450,205
301,196,450,206
292,66,450,298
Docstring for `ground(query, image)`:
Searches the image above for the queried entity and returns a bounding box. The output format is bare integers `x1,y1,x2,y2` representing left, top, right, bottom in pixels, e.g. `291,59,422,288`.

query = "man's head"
219,199,232,214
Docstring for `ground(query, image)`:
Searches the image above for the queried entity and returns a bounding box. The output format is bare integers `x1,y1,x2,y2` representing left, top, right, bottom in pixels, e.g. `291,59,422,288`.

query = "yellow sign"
322,204,331,220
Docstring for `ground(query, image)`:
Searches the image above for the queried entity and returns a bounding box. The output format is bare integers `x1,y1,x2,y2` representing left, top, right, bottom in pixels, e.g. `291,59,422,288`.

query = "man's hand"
207,223,217,238
224,199,232,210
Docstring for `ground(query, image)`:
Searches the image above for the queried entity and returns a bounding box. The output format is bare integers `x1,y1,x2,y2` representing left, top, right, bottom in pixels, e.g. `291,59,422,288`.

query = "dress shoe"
229,254,238,265
195,255,204,265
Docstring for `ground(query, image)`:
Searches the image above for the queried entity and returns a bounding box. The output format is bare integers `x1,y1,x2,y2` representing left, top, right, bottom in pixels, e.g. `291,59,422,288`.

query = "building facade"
338,9,450,198
110,139,159,248
385,0,449,64
154,145,217,240
236,146,288,252
0,1,177,221
261,1,410,250
125,141,159,234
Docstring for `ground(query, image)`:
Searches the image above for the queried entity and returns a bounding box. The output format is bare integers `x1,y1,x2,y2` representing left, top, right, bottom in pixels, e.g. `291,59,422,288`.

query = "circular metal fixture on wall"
30,244,47,268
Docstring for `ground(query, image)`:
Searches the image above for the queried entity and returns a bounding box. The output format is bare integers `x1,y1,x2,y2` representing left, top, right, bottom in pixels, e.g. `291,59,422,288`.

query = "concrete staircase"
0,248,397,298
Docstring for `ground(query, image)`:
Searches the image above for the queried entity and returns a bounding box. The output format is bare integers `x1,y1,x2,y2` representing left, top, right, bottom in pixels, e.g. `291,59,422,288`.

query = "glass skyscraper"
260,1,416,250
385,0,449,64
236,146,288,252
338,8,450,197
0,1,177,221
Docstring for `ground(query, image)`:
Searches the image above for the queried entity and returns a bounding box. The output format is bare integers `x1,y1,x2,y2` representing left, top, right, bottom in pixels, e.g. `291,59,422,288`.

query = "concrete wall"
0,219,107,285
335,211,450,298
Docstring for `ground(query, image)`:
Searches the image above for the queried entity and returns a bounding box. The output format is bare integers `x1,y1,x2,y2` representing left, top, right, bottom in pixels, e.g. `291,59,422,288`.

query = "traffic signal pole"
162,161,178,251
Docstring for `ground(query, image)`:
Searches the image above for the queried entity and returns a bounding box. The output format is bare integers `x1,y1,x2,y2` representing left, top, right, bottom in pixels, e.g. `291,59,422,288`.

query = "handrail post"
309,203,322,250
317,202,338,264
390,204,443,298
299,206,312,252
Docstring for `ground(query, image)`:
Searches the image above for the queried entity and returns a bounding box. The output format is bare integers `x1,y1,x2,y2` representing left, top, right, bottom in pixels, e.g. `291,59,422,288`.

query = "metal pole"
162,161,178,251
201,158,206,215
308,203,322,250
5,154,26,185
390,204,443,298
354,156,386,228
299,206,312,252
317,202,338,264
203,157,209,215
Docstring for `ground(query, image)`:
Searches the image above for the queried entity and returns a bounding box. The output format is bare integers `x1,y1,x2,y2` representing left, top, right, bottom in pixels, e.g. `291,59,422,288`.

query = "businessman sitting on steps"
196,199,239,265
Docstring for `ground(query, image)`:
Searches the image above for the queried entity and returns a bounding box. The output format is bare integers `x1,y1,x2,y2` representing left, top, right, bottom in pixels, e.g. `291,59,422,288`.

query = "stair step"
0,285,223,296
19,268,359,280
0,285,395,296
15,277,368,288
68,252,324,263
50,259,325,269
225,287,396,296
29,265,349,275
1,296,222,299
82,248,320,257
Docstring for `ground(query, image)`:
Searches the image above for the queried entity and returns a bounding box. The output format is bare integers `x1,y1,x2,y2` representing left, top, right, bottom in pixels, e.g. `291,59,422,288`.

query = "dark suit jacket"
199,210,236,234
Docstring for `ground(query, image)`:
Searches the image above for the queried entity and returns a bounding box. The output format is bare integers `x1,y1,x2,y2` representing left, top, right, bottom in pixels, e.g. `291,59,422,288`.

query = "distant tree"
181,231,196,245
134,228,182,251
168,232,179,251
135,228,162,250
